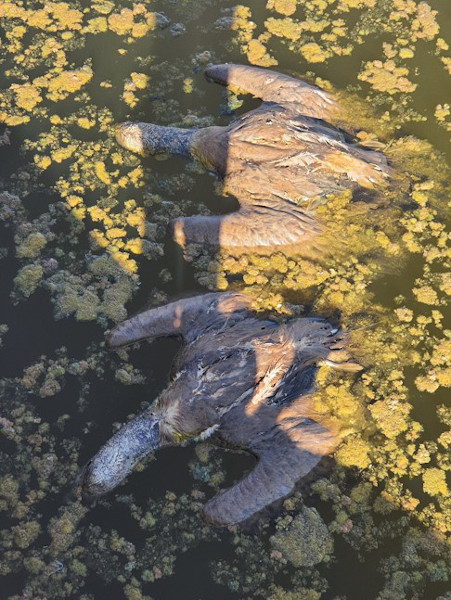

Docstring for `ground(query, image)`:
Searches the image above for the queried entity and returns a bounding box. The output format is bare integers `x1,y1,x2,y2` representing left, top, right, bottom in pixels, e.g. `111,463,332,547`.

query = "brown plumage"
116,63,389,251
77,292,361,526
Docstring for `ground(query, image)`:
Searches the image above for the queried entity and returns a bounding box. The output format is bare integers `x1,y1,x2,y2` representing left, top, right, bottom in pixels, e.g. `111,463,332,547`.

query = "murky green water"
0,1,450,599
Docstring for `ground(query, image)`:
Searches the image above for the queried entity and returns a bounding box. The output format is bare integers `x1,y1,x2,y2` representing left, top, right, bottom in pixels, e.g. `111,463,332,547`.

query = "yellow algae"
106,228,127,240
51,145,76,162
87,206,112,226
126,208,145,229
430,340,451,367
86,16,108,33
335,438,371,469
369,400,411,439
108,4,163,38
11,84,42,112
127,167,144,186
76,117,94,129
125,239,143,255
434,104,450,128
66,195,83,208
130,73,148,90
47,2,83,31
0,3,27,19
71,206,86,220
331,24,347,37
395,308,413,322
132,22,149,38
94,161,111,185
338,0,375,7
35,66,93,101
265,17,304,41
108,9,134,35
110,250,138,274
436,37,449,51
358,60,416,94
399,47,414,59
422,468,448,497
412,285,438,305
436,368,451,387
89,230,109,249
26,9,52,30
0,111,30,127
230,5,256,44
267,0,298,16
92,1,115,15
300,42,331,63
122,90,137,108
41,37,63,59
246,39,278,67
117,176,129,187
303,18,330,33
389,0,417,20
5,30,24,55
411,2,439,41
438,431,451,449
34,155,51,170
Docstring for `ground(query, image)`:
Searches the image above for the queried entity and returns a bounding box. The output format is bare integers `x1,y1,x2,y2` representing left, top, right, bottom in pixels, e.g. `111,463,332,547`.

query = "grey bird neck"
140,123,196,156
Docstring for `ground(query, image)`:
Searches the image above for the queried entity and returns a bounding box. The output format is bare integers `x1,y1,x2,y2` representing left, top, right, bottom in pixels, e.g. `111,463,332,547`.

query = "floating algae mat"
0,1,450,599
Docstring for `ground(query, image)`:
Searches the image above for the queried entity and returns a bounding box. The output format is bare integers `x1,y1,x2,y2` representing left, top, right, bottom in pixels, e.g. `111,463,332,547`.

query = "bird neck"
116,121,196,156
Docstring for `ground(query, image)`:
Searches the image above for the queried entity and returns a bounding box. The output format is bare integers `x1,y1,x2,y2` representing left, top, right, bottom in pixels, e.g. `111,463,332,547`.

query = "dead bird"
116,63,389,252
77,291,361,526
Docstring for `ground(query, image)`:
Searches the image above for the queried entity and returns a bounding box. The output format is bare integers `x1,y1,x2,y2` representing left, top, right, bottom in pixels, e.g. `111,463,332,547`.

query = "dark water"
0,1,450,599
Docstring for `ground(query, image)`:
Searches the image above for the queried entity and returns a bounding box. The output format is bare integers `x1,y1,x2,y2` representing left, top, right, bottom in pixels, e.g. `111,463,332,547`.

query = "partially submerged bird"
78,292,361,526
116,63,389,251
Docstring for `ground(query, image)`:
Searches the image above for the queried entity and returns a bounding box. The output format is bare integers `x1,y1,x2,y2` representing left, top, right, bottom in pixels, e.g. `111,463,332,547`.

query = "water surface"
0,1,450,599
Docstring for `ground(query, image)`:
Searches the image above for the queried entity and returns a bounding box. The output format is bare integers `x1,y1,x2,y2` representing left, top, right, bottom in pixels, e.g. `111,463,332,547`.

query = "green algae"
13,264,44,298
270,505,334,567
12,520,41,550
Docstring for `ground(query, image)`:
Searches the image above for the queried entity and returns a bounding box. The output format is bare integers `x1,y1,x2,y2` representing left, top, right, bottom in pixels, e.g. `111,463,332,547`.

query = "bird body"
116,64,389,250
79,292,360,525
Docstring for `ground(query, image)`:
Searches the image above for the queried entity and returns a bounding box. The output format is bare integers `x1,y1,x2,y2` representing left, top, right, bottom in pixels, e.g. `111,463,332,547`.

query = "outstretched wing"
202,413,336,526
107,292,252,348
170,200,320,251
205,63,335,119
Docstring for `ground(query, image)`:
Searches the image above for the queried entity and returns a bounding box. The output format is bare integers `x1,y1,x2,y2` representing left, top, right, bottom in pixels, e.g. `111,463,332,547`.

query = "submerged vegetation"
0,0,449,599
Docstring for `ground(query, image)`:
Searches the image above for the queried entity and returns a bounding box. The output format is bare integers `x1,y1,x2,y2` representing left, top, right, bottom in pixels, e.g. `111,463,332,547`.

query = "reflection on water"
0,1,449,599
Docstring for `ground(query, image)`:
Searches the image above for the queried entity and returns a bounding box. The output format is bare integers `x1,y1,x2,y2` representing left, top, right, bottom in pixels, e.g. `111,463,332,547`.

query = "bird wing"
107,291,252,348
170,200,320,251
205,63,335,119
202,414,336,525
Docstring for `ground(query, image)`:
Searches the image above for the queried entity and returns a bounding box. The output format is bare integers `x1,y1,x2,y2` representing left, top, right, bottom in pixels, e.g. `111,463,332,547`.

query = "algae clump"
270,506,333,567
